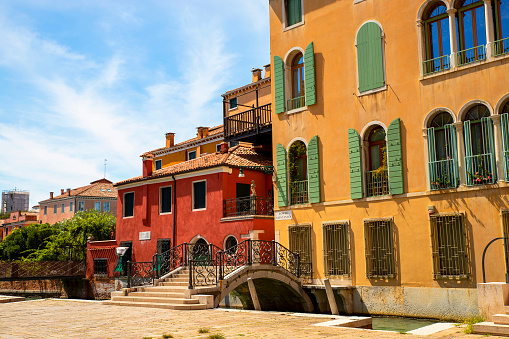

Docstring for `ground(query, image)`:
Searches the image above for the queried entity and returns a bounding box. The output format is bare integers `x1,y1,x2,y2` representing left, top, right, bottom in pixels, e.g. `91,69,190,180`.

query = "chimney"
50,192,54,199
67,188,71,196
252,68,262,83
197,127,209,139
165,132,175,148
220,142,229,154
264,64,271,78
142,154,154,178
61,189,64,195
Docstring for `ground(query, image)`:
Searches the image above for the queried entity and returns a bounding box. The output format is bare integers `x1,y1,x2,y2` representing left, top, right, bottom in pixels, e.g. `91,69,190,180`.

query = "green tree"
0,223,57,261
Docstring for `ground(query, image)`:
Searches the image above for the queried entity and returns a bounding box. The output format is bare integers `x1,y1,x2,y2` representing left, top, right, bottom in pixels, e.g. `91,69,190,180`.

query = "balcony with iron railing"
223,196,274,218
365,169,389,197
457,45,486,66
287,96,305,111
504,150,509,182
290,180,309,205
423,55,451,75
428,158,458,190
494,37,509,57
224,104,271,141
465,153,496,186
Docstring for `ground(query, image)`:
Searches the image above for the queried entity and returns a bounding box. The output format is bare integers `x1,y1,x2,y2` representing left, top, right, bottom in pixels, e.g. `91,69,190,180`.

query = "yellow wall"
224,79,272,118
269,0,509,286
153,139,222,169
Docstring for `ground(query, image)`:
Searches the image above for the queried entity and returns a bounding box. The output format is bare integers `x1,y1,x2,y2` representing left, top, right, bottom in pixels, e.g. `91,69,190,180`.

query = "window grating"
364,219,396,278
93,258,108,275
430,214,469,279
323,222,350,277
289,224,312,276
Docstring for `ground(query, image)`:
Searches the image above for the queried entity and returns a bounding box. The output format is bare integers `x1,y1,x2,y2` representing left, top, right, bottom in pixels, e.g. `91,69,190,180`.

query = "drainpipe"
172,175,177,246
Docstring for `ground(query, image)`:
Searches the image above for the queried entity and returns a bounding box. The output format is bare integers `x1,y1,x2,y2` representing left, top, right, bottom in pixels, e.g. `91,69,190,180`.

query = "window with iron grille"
289,224,312,274
364,218,396,278
430,214,469,279
93,258,108,275
323,221,350,277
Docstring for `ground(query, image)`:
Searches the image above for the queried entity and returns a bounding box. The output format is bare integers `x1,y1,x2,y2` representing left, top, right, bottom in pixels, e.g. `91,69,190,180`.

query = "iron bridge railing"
0,261,86,281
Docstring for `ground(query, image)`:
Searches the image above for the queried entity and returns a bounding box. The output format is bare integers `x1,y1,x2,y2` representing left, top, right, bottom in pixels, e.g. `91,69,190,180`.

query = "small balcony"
494,37,509,57
290,180,309,205
422,55,451,75
465,153,496,186
223,196,274,218
287,96,305,111
365,169,389,197
428,158,458,190
504,150,509,182
457,45,486,66
224,104,271,143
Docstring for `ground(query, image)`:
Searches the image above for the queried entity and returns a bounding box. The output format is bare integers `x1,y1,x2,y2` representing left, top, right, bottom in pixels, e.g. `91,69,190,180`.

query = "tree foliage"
0,223,57,260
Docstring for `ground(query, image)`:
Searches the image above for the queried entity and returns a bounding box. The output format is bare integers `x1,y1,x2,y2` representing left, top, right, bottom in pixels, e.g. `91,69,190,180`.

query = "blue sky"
0,0,269,207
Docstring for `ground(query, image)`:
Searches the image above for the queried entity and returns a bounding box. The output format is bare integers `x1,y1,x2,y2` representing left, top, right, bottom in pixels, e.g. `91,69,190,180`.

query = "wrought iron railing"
457,45,486,66
0,261,86,281
465,153,496,186
365,169,389,197
422,55,451,75
505,150,509,182
224,104,271,140
287,96,305,111
223,196,274,217
127,261,155,288
156,242,188,278
290,180,309,205
494,37,509,57
428,158,458,190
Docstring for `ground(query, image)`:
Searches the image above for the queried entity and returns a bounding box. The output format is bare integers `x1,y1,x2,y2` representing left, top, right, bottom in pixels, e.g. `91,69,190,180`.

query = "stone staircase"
474,307,509,336
103,269,213,310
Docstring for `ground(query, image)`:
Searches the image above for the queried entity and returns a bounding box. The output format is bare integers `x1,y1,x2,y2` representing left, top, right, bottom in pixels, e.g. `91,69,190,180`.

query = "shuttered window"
323,222,350,277
356,22,385,93
276,144,289,207
428,115,459,190
274,56,285,114
289,224,312,277
387,118,404,195
430,214,469,279
286,0,302,27
501,113,509,181
304,42,316,106
348,129,363,199
364,219,396,278
308,135,320,203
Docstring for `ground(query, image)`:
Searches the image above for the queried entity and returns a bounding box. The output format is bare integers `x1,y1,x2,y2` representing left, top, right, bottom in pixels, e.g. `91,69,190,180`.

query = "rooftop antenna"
104,159,107,179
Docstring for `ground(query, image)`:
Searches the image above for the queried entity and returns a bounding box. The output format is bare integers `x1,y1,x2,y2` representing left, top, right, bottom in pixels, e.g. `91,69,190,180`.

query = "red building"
0,211,39,241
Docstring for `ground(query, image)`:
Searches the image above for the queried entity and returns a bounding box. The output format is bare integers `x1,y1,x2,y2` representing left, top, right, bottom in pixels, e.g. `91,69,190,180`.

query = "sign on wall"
275,210,292,221
139,231,151,241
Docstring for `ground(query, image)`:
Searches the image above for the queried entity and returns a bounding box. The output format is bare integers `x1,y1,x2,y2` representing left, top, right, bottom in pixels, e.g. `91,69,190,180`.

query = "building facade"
0,211,39,241
38,179,117,225
1,189,29,213
269,0,509,319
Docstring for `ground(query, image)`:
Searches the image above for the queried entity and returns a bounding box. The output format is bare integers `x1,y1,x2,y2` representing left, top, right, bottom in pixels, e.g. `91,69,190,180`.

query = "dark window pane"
188,151,197,160
155,160,162,170
193,181,206,210
93,258,108,275
229,97,238,109
161,187,172,213
124,192,134,217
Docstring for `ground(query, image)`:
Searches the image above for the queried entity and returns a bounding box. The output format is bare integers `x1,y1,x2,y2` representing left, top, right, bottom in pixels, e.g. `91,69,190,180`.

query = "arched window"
423,3,451,74
427,112,459,189
285,0,302,27
463,104,496,185
191,238,210,260
224,236,238,255
365,126,389,197
288,53,305,110
494,0,509,55
356,22,385,93
288,140,308,205
500,99,509,181
456,0,487,65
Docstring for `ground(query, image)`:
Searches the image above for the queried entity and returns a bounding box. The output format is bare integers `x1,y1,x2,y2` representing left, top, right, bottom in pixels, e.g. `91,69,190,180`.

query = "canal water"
371,316,438,333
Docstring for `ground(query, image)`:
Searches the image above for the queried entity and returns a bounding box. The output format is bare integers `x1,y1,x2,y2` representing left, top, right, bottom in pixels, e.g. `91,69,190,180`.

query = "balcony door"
236,183,251,215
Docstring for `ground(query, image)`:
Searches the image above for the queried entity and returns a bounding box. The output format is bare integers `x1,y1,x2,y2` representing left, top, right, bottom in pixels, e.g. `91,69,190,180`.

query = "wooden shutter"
387,118,404,195
274,55,285,114
445,124,460,187
348,129,363,199
502,113,509,181
356,22,385,92
463,120,473,185
308,135,320,203
304,42,316,106
276,143,288,207
482,117,497,181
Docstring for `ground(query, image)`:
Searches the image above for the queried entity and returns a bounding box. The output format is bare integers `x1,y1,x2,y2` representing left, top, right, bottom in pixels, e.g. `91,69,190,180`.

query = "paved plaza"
0,299,502,339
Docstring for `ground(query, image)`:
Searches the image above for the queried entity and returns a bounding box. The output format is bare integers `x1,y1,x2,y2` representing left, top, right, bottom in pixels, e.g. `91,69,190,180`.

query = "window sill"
123,216,134,219
192,208,207,212
159,212,172,215
354,0,367,3
285,106,308,115
283,21,304,32
228,107,238,112
357,85,387,97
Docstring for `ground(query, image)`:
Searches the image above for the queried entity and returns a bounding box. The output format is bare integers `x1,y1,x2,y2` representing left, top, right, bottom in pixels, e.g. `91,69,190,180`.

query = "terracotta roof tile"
116,145,272,186
39,179,117,203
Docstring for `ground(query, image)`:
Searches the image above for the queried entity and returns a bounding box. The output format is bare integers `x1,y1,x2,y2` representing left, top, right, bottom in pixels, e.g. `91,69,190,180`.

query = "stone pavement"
0,299,503,339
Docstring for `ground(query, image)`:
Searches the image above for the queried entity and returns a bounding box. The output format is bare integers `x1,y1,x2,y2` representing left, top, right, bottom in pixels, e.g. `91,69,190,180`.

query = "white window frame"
228,97,238,110
188,150,197,160
53,204,57,214
94,201,101,212
282,0,305,31
159,185,173,215
78,201,85,212
216,144,222,152
44,206,47,215
192,179,207,211
61,203,65,213
123,191,135,218
103,202,110,213
155,159,162,171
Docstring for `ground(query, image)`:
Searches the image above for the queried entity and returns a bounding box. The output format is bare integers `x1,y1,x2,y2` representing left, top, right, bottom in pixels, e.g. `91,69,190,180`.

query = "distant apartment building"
38,179,118,225
0,211,38,241
1,189,29,213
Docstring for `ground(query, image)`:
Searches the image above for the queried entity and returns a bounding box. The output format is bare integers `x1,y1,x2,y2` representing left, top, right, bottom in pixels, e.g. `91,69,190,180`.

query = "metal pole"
188,260,193,290
271,240,276,266
248,239,252,265
296,254,301,278
127,261,131,288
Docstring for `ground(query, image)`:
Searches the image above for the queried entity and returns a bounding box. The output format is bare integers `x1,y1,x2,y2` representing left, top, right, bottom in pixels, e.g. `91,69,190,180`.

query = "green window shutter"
502,113,509,181
427,127,437,188
463,120,473,186
445,124,460,187
274,55,285,114
481,117,497,181
387,118,404,195
308,135,320,203
304,42,316,106
356,22,385,93
348,129,363,199
287,0,302,26
276,143,288,207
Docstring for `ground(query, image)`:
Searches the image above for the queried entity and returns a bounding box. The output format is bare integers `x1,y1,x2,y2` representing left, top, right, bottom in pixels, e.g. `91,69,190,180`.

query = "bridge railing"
0,260,86,281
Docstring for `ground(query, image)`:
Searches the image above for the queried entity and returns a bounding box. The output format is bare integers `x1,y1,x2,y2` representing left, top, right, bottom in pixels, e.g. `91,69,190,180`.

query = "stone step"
112,296,199,304
493,314,509,325
129,291,185,298
158,281,189,287
138,286,188,293
102,300,207,310
162,277,188,283
473,322,509,336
